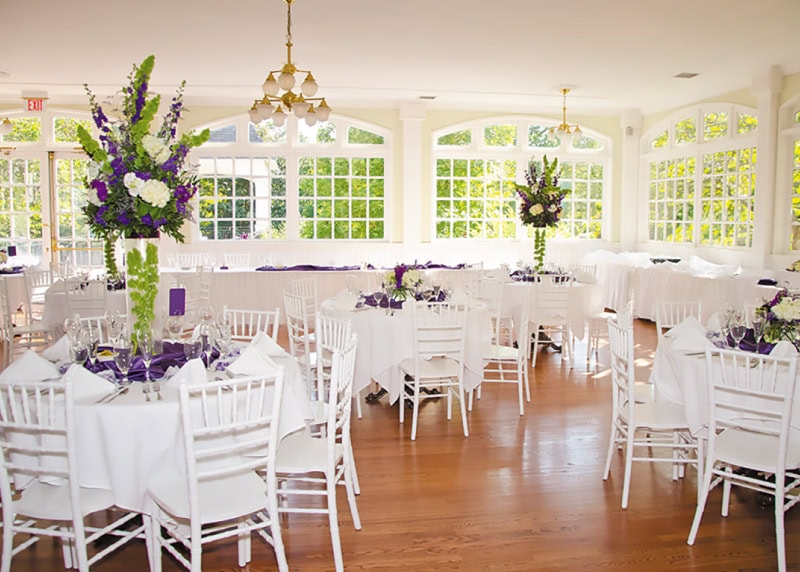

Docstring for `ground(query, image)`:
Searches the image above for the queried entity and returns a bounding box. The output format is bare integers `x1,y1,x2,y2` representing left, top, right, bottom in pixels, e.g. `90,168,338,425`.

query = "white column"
620,108,642,249
398,102,426,249
753,66,783,267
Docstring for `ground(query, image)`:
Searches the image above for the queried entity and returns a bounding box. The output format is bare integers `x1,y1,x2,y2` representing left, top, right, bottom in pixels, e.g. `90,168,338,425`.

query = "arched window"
194,115,391,241
784,103,800,250
432,117,610,240
642,104,758,247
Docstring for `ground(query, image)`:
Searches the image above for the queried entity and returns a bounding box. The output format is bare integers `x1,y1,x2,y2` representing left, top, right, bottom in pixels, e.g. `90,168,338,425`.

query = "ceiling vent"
674,72,699,79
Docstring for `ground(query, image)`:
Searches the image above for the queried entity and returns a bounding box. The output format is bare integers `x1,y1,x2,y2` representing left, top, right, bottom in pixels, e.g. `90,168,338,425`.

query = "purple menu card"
169,288,186,316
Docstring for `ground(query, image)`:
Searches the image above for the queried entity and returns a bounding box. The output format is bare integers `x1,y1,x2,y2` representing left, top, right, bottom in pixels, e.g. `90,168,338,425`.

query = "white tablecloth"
320,297,492,403
650,338,800,438
42,284,127,331
10,351,311,514
159,267,482,321
0,273,29,312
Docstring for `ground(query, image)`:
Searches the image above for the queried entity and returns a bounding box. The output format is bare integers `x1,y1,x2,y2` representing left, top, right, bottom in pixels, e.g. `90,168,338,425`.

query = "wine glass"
752,316,764,345
113,337,133,387
69,334,89,366
167,314,184,342
79,326,99,368
139,329,154,384
64,314,80,342
730,320,747,349
183,339,202,362
104,310,123,345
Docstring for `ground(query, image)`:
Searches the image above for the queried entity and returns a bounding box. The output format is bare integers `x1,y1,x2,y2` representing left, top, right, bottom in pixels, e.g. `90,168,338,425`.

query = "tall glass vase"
124,236,160,348
533,227,547,273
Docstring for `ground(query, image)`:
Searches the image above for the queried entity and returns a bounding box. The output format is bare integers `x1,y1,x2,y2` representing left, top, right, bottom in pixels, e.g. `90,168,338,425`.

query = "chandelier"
0,117,12,136
549,88,582,140
248,0,331,127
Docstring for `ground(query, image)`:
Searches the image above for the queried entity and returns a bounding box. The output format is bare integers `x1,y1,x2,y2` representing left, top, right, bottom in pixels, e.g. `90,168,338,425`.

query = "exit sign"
25,98,46,113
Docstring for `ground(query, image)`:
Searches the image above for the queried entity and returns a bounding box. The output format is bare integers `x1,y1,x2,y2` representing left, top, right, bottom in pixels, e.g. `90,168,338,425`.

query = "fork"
153,380,162,400
142,381,151,401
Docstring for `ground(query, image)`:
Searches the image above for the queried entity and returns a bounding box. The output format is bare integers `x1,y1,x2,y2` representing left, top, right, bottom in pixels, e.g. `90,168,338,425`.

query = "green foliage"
437,129,471,146
348,127,383,144
126,241,159,347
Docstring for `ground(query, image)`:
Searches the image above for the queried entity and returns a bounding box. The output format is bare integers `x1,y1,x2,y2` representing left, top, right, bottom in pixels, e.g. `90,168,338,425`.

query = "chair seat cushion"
627,401,689,430
716,427,800,473
276,431,342,474
483,344,520,361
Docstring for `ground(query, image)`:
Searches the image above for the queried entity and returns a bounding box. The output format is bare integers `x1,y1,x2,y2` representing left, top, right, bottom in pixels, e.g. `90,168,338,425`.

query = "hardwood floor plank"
1,319,797,570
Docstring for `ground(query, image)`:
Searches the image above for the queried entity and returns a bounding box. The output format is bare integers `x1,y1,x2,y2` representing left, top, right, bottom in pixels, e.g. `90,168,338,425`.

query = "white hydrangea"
142,134,171,164
528,204,544,216
139,179,171,208
124,173,144,197
87,161,100,179
86,186,103,206
402,269,422,288
772,297,800,322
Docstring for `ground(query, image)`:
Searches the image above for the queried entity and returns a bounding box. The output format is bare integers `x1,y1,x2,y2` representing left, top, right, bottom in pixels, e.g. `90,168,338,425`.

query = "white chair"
78,315,111,345
655,301,702,342
62,279,107,321
167,252,207,268
145,372,289,572
602,318,703,509
276,334,360,572
223,252,251,268
530,276,574,368
0,376,144,571
223,306,281,342
472,291,531,415
314,313,357,416
283,291,317,398
287,277,318,336
687,348,800,572
175,267,213,325
22,267,52,324
477,277,514,346
0,277,51,367
587,299,633,368
398,300,469,441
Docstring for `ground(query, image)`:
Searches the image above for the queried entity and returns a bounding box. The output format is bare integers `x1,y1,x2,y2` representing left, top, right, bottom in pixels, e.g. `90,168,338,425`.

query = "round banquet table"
72,350,311,513
42,283,128,332
320,296,492,403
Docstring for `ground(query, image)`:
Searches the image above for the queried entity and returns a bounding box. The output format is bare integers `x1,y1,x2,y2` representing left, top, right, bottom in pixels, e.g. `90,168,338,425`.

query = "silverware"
142,382,151,401
103,386,129,404
153,380,162,400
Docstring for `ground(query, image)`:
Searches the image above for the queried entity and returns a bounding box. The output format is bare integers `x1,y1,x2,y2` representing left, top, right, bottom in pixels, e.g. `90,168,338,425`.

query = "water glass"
730,321,747,349
183,339,202,361
113,339,133,386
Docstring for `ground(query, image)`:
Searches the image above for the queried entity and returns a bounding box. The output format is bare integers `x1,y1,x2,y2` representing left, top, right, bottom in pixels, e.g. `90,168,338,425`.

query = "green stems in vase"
533,227,547,273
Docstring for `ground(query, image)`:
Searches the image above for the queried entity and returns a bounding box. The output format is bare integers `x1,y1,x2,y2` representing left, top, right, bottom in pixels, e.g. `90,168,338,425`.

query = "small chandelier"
249,0,331,127
549,88,582,141
0,118,12,136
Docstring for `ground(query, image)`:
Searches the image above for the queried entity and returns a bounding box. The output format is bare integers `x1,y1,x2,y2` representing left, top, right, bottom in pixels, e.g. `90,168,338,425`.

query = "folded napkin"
226,345,280,377
706,313,721,333
41,334,72,364
449,288,469,304
332,291,359,311
770,340,799,358
63,364,115,401
0,350,61,383
172,358,208,386
250,330,286,357
664,315,711,351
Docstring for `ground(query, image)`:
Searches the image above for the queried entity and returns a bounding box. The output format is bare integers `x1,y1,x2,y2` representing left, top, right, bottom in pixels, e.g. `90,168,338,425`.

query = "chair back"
79,315,110,345
569,264,597,284
325,334,358,448
176,267,213,324
0,278,16,334
410,300,468,364
704,348,799,455
287,277,318,326
177,372,284,523
24,267,52,306
607,318,636,419
223,306,280,342
223,253,251,268
530,278,571,326
283,291,315,388
0,377,75,501
615,299,635,329
168,252,208,268
315,314,353,399
63,279,107,319
655,301,701,341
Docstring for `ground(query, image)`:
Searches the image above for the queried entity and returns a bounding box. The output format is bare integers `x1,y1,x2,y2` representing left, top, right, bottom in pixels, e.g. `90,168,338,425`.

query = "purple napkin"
256,264,360,272
363,294,403,309
86,341,220,382
727,329,774,354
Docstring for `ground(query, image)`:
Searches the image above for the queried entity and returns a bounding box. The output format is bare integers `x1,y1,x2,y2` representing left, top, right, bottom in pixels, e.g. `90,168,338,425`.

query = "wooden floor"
3,319,797,571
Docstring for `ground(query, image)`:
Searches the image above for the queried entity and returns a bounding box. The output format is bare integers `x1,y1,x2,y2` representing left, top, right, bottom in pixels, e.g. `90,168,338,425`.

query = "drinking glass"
79,327,99,367
69,336,89,366
64,315,80,342
167,315,184,342
139,330,154,382
105,310,124,345
752,317,764,344
183,339,202,362
113,338,133,387
730,320,747,349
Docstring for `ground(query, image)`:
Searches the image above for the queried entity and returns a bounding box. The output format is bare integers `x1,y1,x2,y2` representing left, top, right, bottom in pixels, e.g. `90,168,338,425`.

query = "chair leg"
354,387,363,419
516,365,524,416
621,429,635,509
343,458,362,530
459,384,469,437
687,456,714,546
775,473,787,572
347,440,361,495
410,383,421,440
327,473,345,572
602,420,618,480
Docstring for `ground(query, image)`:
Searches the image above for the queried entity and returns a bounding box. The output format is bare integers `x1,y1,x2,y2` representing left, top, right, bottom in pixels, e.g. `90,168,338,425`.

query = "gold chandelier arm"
285,0,294,65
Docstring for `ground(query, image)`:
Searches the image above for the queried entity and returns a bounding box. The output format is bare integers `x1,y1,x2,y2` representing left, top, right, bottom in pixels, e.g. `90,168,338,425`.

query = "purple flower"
94,205,108,226
117,211,131,225
90,179,108,202
154,217,168,229
142,214,154,227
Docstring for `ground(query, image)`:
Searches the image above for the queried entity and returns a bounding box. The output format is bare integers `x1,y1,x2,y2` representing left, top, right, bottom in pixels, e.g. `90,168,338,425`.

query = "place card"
7,245,16,256
169,288,186,316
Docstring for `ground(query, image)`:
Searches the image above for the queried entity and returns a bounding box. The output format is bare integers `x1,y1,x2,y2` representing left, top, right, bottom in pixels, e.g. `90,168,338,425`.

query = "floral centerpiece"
756,288,800,351
787,260,800,272
76,55,209,343
515,156,569,272
0,251,6,266
384,264,423,301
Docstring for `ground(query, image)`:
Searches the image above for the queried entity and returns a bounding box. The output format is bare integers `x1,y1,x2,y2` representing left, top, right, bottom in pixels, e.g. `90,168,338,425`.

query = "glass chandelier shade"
549,88,581,142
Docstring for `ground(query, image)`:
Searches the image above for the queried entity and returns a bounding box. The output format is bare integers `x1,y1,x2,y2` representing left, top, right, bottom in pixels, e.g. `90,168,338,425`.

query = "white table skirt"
320,297,492,402
43,285,127,332
650,338,800,438
159,267,482,321
70,352,309,513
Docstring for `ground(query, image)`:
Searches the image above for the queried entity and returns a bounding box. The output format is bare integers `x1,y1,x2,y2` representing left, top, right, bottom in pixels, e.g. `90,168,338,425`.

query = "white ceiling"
2,0,799,117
